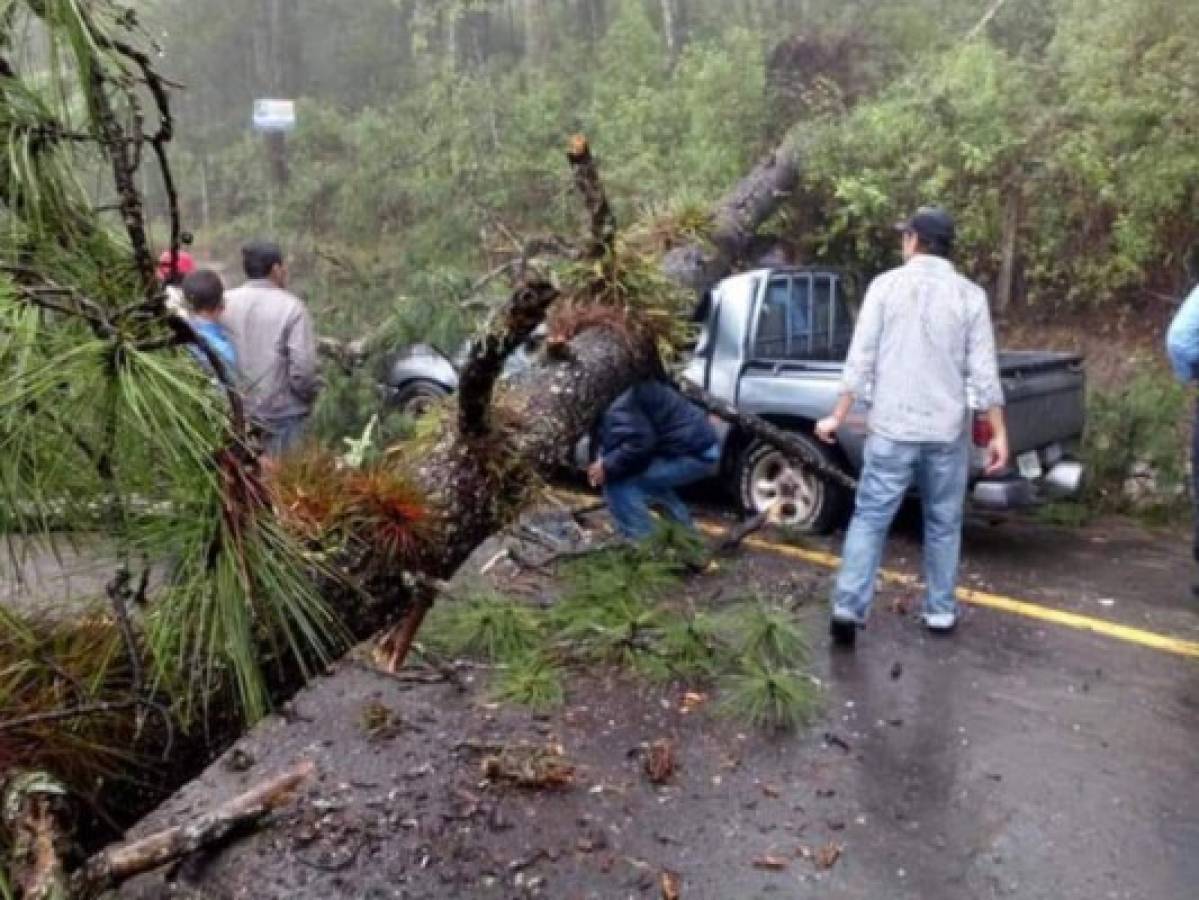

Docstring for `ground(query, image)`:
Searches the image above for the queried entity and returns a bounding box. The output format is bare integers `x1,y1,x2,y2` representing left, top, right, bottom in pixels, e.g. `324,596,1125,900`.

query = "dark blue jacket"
598,380,718,481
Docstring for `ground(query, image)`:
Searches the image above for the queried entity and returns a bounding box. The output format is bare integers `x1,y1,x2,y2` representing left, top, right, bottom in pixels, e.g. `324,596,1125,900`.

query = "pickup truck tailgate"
997,351,1086,453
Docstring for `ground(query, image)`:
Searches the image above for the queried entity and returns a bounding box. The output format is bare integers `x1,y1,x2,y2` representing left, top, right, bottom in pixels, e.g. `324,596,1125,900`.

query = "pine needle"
492,654,566,711
422,586,544,663
720,663,819,732
717,598,810,668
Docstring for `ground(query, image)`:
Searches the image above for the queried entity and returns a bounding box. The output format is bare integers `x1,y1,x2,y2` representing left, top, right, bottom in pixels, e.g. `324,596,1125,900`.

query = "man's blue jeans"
604,452,718,540
832,434,969,624
1192,394,1198,563
262,414,309,458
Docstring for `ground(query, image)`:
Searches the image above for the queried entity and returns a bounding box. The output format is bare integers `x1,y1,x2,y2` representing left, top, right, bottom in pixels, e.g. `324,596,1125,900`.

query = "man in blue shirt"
589,379,720,540
181,269,237,378
1166,283,1199,595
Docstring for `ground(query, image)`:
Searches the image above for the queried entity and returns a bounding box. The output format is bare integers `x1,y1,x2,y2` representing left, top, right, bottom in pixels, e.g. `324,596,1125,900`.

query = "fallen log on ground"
75,760,314,899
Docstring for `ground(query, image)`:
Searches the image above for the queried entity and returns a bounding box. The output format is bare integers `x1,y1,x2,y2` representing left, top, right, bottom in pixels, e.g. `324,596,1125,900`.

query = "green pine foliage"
493,653,567,711
718,599,810,669
655,612,721,680
424,538,820,729
1082,371,1191,520
0,0,351,797
422,584,545,661
720,663,819,732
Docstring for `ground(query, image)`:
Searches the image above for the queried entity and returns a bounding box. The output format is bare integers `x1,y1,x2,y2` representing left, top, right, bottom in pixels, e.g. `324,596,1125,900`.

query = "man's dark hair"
182,269,225,313
914,232,954,260
242,240,284,279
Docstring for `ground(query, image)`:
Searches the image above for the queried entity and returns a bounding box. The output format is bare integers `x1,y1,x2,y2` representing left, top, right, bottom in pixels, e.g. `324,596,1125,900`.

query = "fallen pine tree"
0,4,851,894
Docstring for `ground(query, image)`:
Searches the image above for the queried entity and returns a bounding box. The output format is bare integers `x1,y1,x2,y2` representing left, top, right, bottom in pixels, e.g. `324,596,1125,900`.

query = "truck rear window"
752,273,853,362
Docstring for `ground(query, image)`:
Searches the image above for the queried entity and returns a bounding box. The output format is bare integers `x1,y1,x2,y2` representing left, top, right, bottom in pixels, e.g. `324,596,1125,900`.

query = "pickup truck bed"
998,351,1085,452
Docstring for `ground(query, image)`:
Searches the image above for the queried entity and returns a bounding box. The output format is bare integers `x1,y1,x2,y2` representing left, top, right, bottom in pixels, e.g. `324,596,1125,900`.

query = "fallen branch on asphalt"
75,760,315,898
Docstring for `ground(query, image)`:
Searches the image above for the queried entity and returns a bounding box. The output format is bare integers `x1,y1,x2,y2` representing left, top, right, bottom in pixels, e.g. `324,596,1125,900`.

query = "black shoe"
829,617,857,649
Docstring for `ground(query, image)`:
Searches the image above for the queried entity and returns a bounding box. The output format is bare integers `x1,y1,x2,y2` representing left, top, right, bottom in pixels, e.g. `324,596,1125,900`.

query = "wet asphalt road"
117,515,1198,899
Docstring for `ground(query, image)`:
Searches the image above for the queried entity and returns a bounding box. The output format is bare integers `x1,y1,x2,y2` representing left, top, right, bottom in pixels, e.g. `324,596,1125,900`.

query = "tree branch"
965,0,1010,41
1,264,115,336
670,376,858,491
76,760,315,897
662,144,802,294
0,700,150,733
566,134,616,261
105,567,145,698
87,67,155,289
456,279,559,437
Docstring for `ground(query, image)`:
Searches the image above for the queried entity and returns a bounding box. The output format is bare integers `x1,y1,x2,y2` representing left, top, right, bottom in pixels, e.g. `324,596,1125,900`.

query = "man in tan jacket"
221,241,320,457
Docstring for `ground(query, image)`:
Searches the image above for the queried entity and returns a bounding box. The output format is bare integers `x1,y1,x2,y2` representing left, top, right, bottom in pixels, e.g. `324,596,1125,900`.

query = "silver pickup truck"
382,265,1087,532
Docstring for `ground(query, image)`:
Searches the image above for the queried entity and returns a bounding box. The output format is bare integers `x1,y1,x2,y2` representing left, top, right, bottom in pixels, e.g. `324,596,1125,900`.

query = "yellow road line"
695,523,1199,660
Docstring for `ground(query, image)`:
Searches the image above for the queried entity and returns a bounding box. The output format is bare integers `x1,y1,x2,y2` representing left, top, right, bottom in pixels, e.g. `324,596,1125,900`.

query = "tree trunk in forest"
579,0,607,44
660,0,681,66
522,0,551,64
662,142,802,295
996,187,1021,314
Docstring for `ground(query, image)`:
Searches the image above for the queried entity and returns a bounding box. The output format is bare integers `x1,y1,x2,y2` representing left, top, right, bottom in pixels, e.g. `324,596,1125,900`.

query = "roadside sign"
252,99,296,132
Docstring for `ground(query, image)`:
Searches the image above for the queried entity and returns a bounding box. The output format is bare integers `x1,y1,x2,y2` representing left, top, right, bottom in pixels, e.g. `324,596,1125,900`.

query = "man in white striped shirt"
815,207,1009,647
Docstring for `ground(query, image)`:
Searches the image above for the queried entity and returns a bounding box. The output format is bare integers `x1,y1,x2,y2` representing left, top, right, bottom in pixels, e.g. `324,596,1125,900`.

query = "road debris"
823,732,852,753
508,848,550,872
224,747,255,773
814,842,843,870
752,854,790,871
890,660,903,680
680,691,707,714
889,594,914,615
480,742,575,789
359,701,404,742
643,739,677,784
660,868,683,899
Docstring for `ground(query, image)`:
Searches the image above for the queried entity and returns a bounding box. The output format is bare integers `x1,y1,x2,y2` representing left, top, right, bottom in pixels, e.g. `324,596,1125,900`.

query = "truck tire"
736,431,850,534
390,379,451,418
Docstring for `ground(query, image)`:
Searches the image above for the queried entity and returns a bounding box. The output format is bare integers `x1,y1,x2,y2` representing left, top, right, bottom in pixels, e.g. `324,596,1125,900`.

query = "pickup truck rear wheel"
391,379,451,418
737,432,849,534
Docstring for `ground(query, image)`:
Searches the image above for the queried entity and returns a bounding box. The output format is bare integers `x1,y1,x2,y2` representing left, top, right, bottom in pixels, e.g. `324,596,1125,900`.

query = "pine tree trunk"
662,142,802,294
660,0,680,65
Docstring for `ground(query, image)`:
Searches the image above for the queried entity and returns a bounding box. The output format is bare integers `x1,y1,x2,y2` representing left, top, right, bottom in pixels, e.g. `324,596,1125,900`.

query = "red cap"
157,249,196,281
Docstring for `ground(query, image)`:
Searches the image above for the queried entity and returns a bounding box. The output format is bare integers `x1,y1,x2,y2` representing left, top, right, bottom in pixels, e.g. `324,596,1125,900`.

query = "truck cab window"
789,277,812,355
752,272,855,362
754,278,790,358
809,275,852,361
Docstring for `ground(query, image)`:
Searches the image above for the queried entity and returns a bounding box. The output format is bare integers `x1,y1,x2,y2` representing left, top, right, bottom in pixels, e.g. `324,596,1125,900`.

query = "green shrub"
1083,371,1191,519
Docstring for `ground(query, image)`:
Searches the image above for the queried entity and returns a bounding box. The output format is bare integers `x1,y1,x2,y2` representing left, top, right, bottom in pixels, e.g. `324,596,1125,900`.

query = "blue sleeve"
1166,286,1199,383
213,332,238,375
601,393,656,481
